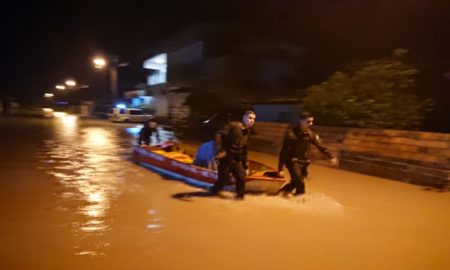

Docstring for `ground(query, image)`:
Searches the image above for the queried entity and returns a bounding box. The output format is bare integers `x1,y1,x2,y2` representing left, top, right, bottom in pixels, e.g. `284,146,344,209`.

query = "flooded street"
0,116,449,270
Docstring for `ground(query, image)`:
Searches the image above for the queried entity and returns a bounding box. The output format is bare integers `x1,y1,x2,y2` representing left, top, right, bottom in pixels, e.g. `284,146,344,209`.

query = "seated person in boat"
138,119,160,146
193,133,220,171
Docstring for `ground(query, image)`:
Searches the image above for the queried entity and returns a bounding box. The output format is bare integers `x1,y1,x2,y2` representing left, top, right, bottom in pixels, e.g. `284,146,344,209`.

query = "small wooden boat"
132,142,286,194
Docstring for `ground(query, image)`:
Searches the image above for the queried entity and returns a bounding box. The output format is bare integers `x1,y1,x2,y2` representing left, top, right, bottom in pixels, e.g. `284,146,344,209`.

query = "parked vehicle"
108,108,153,123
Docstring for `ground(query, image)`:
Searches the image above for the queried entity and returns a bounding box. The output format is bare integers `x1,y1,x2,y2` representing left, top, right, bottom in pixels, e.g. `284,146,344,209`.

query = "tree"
302,49,434,129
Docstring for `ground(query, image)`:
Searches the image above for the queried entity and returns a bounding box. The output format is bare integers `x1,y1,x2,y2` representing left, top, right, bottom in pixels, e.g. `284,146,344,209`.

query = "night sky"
1,0,449,106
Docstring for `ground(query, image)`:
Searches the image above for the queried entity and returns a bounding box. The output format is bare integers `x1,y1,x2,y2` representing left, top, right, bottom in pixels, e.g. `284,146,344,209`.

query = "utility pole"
109,55,119,102
93,54,128,104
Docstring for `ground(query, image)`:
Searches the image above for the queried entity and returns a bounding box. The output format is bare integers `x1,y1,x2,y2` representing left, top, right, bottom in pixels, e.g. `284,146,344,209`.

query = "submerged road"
0,116,448,270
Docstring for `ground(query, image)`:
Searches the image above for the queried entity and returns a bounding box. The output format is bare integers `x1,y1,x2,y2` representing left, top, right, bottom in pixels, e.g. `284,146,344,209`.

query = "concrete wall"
250,122,450,190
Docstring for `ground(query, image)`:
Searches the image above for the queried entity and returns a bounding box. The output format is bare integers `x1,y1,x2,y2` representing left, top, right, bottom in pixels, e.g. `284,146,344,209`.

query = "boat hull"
132,146,285,194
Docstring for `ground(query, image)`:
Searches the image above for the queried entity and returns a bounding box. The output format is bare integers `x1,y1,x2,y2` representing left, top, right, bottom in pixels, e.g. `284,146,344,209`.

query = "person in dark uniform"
138,119,160,146
209,110,256,200
277,112,339,196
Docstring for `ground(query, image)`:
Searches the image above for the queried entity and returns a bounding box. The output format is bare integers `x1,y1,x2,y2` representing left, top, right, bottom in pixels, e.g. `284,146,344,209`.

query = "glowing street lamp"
65,79,77,87
93,57,107,69
43,93,54,98
55,85,66,90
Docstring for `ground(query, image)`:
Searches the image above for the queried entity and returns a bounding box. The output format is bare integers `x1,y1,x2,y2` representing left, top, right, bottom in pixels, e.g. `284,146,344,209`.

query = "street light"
54,79,88,107
93,57,107,69
92,54,129,103
65,79,77,87
92,55,118,102
55,79,77,91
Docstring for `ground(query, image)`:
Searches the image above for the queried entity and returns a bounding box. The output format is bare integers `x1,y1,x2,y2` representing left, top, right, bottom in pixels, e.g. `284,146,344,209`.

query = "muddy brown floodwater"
0,116,449,270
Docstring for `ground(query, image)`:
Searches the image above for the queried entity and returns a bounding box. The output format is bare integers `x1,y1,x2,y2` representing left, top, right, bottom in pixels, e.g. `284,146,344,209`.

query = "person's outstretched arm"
310,132,339,167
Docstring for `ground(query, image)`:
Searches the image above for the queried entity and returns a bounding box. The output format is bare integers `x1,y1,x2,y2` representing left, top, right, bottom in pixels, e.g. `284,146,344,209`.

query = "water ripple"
38,119,135,257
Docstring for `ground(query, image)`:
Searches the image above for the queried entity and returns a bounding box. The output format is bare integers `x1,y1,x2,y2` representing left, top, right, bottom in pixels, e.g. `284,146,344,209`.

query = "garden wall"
250,122,450,190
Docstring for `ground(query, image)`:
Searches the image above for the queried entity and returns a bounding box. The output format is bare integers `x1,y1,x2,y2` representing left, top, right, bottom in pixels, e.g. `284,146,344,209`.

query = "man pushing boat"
208,110,256,200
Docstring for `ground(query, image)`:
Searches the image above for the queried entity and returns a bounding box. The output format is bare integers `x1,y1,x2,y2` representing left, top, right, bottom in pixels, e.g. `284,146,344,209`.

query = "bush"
302,50,433,129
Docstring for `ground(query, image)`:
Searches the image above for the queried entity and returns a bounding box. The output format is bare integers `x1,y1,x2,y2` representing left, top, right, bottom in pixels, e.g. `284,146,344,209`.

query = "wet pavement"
0,116,449,270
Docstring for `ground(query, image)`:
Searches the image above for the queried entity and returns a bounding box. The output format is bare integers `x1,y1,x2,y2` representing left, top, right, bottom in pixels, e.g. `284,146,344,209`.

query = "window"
144,53,167,85
129,110,143,115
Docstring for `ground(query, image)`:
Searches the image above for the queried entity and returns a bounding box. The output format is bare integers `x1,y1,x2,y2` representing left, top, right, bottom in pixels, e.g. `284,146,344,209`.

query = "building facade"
125,24,305,123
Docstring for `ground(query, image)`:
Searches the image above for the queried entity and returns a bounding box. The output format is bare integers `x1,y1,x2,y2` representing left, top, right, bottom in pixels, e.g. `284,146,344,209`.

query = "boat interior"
143,142,280,178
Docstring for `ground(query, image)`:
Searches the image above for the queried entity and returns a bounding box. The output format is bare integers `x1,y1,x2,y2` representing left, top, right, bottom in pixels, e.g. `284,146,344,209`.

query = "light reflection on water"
39,117,131,257
147,209,164,233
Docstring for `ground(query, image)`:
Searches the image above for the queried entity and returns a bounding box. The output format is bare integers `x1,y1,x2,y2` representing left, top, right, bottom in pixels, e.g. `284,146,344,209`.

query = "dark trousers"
211,159,246,198
279,162,306,195
302,164,309,179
